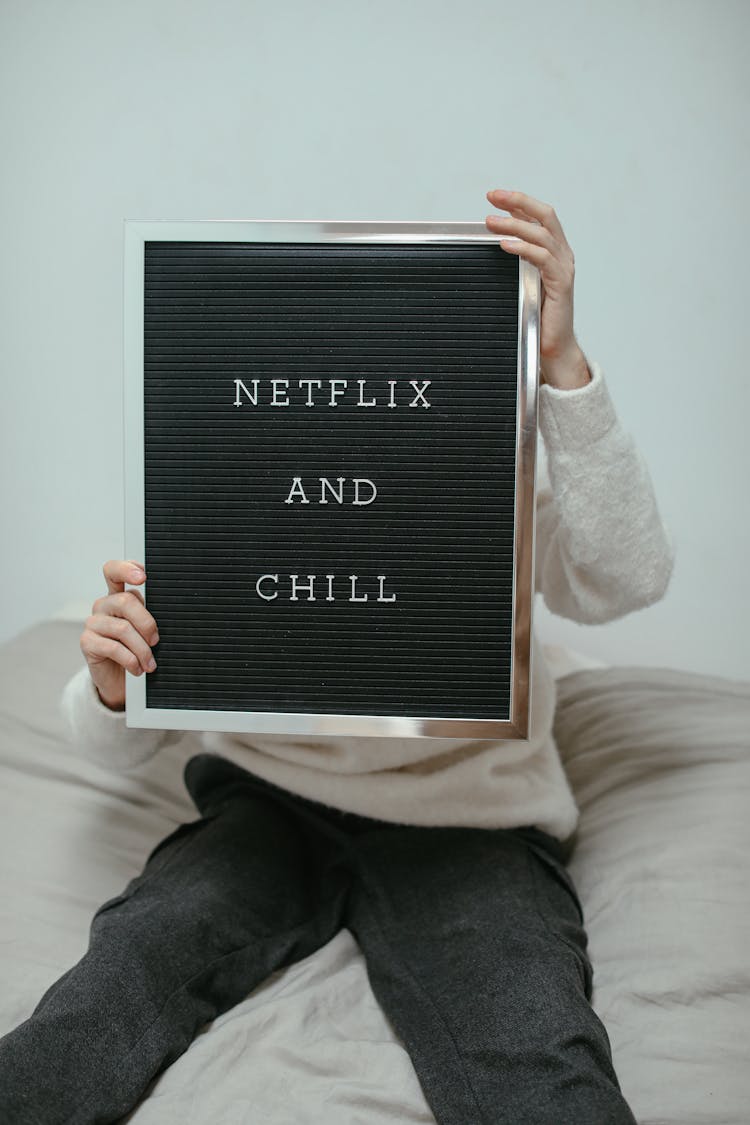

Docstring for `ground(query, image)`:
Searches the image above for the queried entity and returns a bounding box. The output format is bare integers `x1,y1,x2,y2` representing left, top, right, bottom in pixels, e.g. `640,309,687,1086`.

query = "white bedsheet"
1,619,748,1124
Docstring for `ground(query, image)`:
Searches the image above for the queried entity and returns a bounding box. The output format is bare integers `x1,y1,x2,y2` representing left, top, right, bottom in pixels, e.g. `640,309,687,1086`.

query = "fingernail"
151,633,160,646
128,567,145,581
147,658,157,672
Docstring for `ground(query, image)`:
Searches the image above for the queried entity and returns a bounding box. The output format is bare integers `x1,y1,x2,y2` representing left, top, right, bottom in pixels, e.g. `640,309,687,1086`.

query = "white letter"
290,574,316,601
387,380,398,408
328,379,348,406
298,378,322,406
234,378,259,407
376,575,396,603
349,575,368,602
409,380,431,408
271,379,290,406
325,574,336,601
357,379,376,407
319,477,345,504
257,574,278,600
285,477,309,504
353,478,377,506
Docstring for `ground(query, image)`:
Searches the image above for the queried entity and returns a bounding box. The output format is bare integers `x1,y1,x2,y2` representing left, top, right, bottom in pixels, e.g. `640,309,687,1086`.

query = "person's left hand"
485,189,590,389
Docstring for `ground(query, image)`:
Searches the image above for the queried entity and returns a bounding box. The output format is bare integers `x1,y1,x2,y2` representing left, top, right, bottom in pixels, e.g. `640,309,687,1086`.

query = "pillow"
553,664,750,1125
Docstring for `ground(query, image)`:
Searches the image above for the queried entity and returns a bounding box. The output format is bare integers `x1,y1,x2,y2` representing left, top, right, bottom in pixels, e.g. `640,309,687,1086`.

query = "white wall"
1,0,747,679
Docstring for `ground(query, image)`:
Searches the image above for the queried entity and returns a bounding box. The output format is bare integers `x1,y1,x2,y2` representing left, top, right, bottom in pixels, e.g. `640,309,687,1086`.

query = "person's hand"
79,560,160,711
485,189,590,390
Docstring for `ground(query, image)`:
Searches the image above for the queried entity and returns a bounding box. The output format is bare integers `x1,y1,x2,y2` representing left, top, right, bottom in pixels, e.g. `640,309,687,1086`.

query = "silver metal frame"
124,220,540,739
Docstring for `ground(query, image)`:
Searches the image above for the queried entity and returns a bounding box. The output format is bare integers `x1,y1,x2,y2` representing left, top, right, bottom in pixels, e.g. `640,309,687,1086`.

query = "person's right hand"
79,560,160,711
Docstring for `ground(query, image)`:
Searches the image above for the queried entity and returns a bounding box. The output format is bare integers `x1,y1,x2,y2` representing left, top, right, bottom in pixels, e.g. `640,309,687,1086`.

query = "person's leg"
0,753,350,1125
345,821,636,1125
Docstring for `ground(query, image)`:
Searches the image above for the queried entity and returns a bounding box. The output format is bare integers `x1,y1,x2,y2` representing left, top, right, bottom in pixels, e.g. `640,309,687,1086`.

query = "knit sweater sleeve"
60,663,183,771
534,358,675,624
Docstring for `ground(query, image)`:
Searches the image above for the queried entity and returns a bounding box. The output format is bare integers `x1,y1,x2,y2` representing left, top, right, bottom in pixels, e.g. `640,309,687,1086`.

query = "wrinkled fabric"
0,753,635,1125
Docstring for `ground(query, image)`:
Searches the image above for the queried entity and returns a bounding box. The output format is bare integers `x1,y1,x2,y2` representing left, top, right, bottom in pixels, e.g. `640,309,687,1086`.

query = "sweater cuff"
62,661,129,724
538,359,619,452
60,663,154,763
61,664,129,736
60,663,173,770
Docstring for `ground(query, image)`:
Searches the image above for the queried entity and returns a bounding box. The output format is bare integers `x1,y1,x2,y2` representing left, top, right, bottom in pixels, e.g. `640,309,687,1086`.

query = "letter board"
124,220,540,739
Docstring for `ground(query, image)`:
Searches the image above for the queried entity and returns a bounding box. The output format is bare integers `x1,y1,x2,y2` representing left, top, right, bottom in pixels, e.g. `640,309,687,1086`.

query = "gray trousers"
0,753,637,1124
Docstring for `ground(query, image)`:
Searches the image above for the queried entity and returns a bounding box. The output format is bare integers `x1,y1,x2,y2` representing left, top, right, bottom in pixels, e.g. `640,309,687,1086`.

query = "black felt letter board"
141,239,521,725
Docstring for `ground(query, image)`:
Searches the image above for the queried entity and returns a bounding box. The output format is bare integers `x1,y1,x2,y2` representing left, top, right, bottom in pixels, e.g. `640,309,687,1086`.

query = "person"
0,189,674,1124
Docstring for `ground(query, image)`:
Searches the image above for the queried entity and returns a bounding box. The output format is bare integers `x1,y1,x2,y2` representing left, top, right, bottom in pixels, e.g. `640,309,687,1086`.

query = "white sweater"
61,359,675,842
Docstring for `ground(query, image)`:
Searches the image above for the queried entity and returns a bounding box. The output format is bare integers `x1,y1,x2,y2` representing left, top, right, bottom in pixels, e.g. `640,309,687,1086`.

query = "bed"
1,613,748,1124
